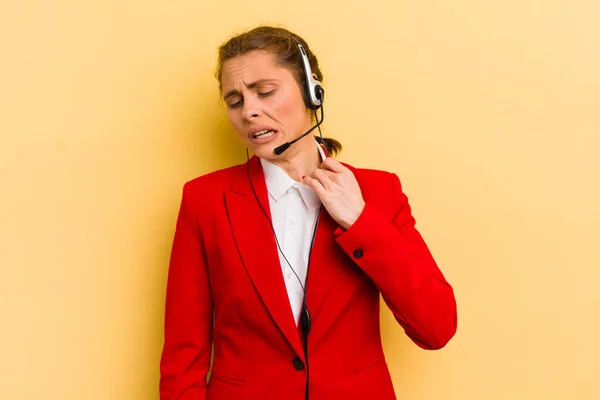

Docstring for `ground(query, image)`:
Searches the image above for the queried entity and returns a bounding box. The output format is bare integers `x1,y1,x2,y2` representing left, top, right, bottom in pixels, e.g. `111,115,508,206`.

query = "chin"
250,143,276,159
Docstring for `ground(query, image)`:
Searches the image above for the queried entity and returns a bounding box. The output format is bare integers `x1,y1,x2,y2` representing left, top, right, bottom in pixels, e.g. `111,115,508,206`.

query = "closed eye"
258,90,275,97
228,100,242,109
227,89,275,109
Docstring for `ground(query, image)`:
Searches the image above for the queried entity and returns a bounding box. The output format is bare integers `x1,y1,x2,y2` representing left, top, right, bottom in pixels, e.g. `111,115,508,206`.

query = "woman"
159,25,457,400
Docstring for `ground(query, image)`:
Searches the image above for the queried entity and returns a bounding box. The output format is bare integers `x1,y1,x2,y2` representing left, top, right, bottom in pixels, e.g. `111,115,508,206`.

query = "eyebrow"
223,79,279,100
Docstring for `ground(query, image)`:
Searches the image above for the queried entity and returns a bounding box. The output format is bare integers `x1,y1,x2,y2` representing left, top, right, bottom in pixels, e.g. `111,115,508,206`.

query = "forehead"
221,50,294,91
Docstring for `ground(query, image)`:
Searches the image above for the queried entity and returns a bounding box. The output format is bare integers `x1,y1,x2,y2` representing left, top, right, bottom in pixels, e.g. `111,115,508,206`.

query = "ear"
312,73,319,80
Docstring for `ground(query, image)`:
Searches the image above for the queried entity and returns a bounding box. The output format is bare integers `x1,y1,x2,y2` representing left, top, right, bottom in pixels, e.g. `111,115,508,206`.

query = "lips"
253,129,276,139
248,125,278,139
248,130,280,144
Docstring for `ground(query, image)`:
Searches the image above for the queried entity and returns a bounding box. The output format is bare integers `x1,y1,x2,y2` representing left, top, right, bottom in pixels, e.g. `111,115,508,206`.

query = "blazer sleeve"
334,172,457,350
160,182,213,399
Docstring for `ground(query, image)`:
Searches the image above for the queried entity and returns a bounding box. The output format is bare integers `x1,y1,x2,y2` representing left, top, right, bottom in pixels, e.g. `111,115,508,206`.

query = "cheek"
226,106,240,123
269,91,306,123
226,109,246,134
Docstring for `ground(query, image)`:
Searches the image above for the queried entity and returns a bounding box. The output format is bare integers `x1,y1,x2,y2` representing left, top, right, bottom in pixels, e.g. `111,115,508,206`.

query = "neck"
269,137,321,182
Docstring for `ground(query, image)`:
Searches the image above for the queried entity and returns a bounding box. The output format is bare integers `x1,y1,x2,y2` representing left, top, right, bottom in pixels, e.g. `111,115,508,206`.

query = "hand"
302,157,366,230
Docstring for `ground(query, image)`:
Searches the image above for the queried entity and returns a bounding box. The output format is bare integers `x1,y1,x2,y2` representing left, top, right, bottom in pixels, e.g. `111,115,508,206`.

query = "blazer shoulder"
342,162,401,191
341,162,408,219
182,163,243,195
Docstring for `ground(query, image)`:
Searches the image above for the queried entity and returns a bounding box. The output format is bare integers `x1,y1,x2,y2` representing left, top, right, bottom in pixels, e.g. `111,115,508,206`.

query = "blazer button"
292,357,305,371
353,249,363,259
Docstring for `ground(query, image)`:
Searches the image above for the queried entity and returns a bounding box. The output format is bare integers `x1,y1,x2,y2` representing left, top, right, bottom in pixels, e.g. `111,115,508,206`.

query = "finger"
311,168,335,190
302,175,327,197
320,157,347,173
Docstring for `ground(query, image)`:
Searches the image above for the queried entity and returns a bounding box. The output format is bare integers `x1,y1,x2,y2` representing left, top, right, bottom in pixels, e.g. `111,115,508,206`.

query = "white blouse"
259,140,326,325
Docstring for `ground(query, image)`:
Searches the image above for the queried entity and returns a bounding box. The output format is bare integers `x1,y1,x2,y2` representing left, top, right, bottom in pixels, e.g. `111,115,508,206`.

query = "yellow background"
1,0,599,399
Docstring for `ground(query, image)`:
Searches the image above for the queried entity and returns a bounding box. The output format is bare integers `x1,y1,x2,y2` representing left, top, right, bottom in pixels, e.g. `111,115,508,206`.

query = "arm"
160,182,213,399
334,172,457,350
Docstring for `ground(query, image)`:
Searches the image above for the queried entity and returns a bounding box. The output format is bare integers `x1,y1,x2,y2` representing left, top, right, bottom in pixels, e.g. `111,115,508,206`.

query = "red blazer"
159,155,457,400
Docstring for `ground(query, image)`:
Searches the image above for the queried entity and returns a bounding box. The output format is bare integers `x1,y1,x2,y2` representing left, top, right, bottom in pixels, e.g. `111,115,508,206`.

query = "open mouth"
253,129,276,139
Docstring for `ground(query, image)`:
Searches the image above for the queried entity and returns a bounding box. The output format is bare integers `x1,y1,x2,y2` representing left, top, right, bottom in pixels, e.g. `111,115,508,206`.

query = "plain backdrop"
1,0,599,399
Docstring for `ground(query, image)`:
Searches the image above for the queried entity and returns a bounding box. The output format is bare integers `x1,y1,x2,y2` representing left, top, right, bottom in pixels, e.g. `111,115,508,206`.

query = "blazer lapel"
224,156,304,358
305,161,365,339
304,207,342,321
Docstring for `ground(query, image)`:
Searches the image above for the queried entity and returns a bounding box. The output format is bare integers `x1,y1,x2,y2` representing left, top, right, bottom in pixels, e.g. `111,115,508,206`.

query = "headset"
245,41,324,400
273,43,325,156
298,43,324,110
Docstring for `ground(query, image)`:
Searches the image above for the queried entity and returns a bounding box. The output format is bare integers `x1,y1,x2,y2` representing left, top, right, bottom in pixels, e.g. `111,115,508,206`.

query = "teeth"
254,130,275,138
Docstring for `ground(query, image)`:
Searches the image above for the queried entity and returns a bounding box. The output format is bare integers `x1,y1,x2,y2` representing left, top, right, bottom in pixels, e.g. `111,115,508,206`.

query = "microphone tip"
274,143,290,155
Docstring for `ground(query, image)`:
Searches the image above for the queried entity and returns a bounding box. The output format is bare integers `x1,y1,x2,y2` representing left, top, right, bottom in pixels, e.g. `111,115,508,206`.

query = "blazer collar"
230,141,328,198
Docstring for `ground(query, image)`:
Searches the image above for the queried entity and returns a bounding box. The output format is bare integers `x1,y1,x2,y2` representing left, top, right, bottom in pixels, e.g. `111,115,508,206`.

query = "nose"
242,96,261,121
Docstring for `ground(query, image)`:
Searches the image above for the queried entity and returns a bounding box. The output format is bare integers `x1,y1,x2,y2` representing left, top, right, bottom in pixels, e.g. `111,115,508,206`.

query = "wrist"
340,202,365,230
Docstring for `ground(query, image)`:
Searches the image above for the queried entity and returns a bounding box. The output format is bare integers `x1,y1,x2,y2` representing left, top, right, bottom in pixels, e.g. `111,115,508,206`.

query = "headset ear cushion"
315,85,324,101
303,83,324,110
